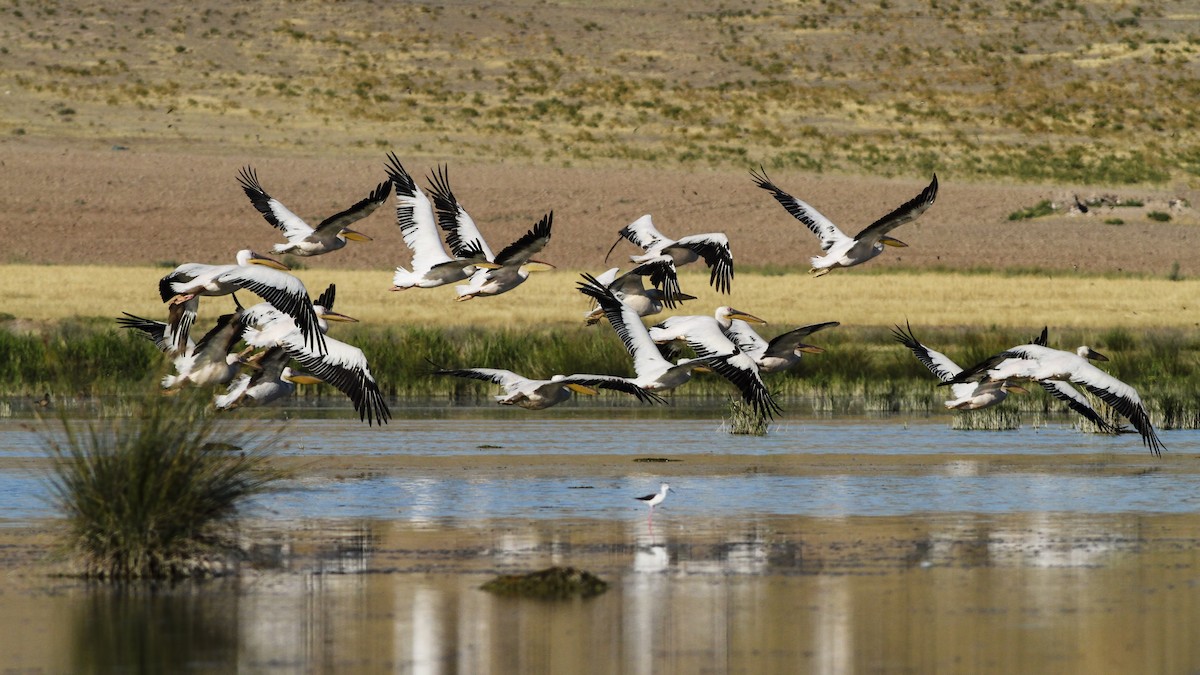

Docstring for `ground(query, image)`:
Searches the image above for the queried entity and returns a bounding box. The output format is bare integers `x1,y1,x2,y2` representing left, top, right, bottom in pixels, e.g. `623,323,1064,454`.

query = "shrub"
43,392,286,579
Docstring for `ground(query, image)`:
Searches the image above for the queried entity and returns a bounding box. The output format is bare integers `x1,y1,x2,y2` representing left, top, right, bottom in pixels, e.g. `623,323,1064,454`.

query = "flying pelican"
944,342,1164,455
577,273,718,392
605,214,734,293
240,286,390,426
453,213,555,300
159,249,326,355
385,154,495,290
422,166,556,300
583,258,693,325
119,309,245,389
215,346,323,410
892,321,1033,411
237,166,389,257
431,364,665,410
750,167,938,276
648,307,782,418
726,319,840,374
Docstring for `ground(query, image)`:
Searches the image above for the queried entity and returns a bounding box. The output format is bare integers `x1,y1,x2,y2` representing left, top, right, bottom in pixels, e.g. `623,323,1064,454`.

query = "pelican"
583,257,693,325
118,309,244,388
893,321,1032,411
421,166,555,300
751,168,938,276
240,286,390,426
577,273,718,392
648,307,781,418
385,154,494,290
944,342,1164,455
726,319,840,374
237,166,389,257
431,364,665,410
215,346,323,410
159,249,326,355
605,214,734,293
453,213,555,300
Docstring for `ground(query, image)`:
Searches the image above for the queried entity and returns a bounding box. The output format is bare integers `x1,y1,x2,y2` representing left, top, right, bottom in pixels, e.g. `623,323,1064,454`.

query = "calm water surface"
2,409,1200,673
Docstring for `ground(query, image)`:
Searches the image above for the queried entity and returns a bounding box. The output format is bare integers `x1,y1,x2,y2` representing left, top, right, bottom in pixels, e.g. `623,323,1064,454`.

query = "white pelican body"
648,307,781,418
751,169,938,276
454,213,555,300
159,311,248,390
892,322,1029,411
947,343,1163,455
583,258,692,324
160,249,327,355
433,366,664,410
241,286,390,426
215,347,321,410
727,319,839,374
577,274,715,392
238,166,388,257
386,155,493,290
607,215,734,293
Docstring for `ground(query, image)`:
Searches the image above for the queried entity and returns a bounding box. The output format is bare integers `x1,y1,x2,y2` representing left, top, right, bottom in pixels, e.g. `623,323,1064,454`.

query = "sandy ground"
2,140,1198,277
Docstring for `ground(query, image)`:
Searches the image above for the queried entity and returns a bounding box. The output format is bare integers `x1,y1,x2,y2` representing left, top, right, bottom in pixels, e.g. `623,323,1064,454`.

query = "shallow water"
3,410,1200,673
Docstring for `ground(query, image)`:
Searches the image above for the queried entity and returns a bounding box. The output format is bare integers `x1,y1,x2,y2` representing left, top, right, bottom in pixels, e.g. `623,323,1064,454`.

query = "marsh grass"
723,397,770,436
42,392,286,579
950,408,1023,431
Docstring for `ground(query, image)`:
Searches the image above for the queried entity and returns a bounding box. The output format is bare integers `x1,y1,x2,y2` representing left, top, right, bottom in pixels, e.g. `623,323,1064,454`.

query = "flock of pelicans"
118,154,1166,457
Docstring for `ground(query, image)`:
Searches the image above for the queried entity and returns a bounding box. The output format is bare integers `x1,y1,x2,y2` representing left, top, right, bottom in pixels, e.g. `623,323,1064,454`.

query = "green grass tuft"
42,392,287,579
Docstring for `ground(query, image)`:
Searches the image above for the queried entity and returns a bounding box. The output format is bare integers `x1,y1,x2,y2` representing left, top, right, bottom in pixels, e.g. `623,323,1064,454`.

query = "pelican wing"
191,311,245,366
117,312,181,354
617,214,669,252
725,319,769,360
493,212,553,266
426,165,496,261
1068,362,1164,456
892,322,962,382
159,263,212,301
433,366,528,394
671,233,734,294
764,321,840,359
217,266,326,355
851,174,939,243
280,333,390,426
314,284,336,313
623,257,683,308
750,167,848,251
309,180,390,239
577,274,671,377
385,153,455,272
558,374,666,405
680,322,780,418
237,166,314,241
1038,380,1126,434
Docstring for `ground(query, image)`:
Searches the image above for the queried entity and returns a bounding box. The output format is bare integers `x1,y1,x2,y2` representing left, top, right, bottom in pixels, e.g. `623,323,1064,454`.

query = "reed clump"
43,392,286,579
723,397,770,436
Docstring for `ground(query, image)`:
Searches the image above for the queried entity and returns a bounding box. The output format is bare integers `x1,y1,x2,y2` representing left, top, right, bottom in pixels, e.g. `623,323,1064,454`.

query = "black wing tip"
383,152,416,193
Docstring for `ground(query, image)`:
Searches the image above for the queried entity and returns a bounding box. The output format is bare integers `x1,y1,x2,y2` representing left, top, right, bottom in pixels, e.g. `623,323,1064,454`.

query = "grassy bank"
4,320,1199,427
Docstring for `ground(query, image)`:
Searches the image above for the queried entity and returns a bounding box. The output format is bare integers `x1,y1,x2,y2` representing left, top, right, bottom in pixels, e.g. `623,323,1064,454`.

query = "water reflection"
0,512,1191,673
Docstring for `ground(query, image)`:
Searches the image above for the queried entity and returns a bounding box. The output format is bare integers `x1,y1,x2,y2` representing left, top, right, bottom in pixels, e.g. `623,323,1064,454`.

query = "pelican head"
1078,346,1109,362
317,307,359,324
716,306,767,326
1001,382,1030,394
794,343,825,355
236,249,290,271
880,235,908,248
282,368,324,385
520,260,556,273
340,228,372,242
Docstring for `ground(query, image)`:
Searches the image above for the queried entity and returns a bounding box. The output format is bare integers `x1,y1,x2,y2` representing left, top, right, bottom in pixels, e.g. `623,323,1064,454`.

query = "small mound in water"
481,566,609,600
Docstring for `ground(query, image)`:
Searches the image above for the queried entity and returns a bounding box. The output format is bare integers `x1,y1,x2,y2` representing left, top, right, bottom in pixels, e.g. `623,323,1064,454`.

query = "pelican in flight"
215,346,323,411
159,249,326,355
751,168,938,276
431,364,665,410
423,167,556,300
453,213,555,300
385,154,495,290
240,285,390,426
119,308,248,389
726,319,840,374
944,341,1164,455
893,321,1033,411
606,214,734,293
577,273,717,393
648,306,781,418
238,166,389,257
583,258,694,325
